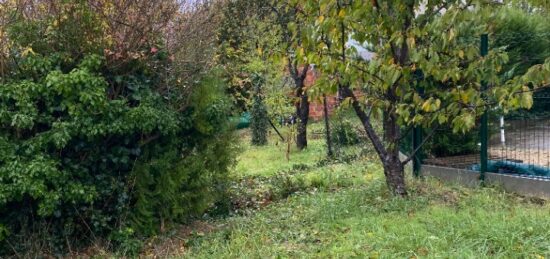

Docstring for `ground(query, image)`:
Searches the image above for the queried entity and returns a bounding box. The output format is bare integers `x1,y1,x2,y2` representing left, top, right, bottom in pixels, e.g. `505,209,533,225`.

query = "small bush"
271,174,308,200
109,227,143,257
331,117,360,146
429,129,479,157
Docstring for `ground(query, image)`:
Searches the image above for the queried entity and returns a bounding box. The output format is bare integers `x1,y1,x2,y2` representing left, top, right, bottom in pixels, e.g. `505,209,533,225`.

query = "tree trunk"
291,64,310,151
383,157,407,196
296,93,309,150
294,65,310,151
340,86,407,196
381,104,407,196
323,94,333,157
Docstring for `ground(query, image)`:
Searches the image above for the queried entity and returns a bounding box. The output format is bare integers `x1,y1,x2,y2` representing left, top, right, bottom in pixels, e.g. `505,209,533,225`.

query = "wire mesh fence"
408,27,550,180
419,94,550,179
486,95,550,177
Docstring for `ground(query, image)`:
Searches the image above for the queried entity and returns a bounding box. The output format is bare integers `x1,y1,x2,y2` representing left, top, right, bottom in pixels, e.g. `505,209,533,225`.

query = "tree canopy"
296,0,550,195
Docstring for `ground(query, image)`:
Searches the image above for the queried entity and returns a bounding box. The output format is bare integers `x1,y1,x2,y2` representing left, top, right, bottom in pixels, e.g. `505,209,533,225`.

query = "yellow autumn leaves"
421,98,441,113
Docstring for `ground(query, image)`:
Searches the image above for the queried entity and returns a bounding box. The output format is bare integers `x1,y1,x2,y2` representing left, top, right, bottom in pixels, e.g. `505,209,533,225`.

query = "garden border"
421,165,550,199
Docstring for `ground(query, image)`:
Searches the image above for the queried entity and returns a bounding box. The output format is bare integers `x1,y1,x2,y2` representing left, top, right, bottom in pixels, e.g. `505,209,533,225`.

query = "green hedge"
0,53,237,255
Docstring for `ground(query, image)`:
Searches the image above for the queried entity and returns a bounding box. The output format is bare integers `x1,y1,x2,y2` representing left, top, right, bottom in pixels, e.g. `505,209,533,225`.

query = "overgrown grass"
177,124,550,258
128,122,550,258
232,137,326,178
185,178,549,258
233,119,365,178
227,123,373,213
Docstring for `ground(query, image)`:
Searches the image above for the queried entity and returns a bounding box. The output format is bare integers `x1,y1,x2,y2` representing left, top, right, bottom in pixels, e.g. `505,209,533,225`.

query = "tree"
169,0,226,90
408,3,550,159
217,0,271,110
492,6,550,116
267,0,314,150
301,0,550,196
217,0,314,150
493,6,550,79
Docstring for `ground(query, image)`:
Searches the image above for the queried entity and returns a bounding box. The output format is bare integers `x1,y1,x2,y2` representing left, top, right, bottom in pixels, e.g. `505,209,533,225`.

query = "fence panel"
487,95,550,178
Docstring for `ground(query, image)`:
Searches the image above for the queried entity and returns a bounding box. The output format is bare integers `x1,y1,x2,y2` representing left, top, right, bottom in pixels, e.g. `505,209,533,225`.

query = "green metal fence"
411,34,550,180
417,93,550,179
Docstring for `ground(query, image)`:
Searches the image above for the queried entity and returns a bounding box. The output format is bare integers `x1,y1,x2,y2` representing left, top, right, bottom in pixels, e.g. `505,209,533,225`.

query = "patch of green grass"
233,118,369,178
185,178,550,258
233,122,365,178
232,137,327,178
227,148,380,213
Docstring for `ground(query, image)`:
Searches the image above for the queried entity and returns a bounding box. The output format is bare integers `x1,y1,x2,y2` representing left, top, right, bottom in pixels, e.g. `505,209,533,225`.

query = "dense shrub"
0,2,236,255
428,129,480,157
0,53,236,254
131,74,237,235
400,126,479,158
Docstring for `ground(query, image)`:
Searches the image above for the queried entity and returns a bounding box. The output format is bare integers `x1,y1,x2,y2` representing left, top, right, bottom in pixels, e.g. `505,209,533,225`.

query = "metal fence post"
412,126,422,177
412,81,425,178
480,34,489,183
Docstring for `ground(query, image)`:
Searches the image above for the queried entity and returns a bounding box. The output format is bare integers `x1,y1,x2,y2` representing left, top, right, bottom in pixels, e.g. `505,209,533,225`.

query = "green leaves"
78,54,103,71
520,92,534,109
421,98,441,113
0,51,237,250
452,112,476,134
302,0,549,137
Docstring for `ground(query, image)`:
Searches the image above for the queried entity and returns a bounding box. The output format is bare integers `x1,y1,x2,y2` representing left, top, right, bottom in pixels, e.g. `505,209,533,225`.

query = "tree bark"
340,87,386,160
296,92,309,150
382,111,407,196
384,157,407,196
292,64,310,151
340,86,407,196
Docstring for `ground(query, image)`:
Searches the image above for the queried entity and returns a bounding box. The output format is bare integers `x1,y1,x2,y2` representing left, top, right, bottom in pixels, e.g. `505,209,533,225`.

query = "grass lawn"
185,184,549,258
232,138,326,178
145,126,550,258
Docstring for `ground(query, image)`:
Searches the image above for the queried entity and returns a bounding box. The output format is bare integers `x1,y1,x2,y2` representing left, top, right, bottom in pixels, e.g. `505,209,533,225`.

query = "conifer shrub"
250,74,268,145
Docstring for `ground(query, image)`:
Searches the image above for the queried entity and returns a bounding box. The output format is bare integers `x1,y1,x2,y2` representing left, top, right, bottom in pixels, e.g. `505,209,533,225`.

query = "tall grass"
185,177,549,258
182,124,550,258
127,122,550,258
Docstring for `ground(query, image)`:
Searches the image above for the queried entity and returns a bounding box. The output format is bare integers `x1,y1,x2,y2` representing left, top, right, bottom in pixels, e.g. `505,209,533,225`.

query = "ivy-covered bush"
0,53,236,254
0,2,236,255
